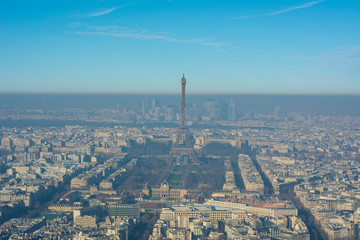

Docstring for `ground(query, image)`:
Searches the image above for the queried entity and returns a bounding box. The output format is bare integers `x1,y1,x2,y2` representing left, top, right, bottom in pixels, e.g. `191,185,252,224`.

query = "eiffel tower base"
169,146,199,165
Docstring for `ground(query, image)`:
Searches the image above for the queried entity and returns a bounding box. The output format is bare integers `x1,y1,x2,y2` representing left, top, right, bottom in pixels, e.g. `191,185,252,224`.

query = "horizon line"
0,91,359,96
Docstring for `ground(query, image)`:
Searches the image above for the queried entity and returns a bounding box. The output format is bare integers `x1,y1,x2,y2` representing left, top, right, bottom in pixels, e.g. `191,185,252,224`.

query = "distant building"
228,99,236,121
142,181,187,200
104,204,140,219
74,215,97,228
204,99,216,119
206,199,298,218
160,203,246,221
48,203,83,212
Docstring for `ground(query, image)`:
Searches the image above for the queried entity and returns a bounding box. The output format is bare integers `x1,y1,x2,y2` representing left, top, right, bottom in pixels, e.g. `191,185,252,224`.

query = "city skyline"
1,0,359,94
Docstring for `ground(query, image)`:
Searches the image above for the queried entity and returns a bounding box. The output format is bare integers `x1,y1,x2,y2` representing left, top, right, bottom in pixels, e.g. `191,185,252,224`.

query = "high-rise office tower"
204,99,216,117
228,99,236,121
274,106,280,119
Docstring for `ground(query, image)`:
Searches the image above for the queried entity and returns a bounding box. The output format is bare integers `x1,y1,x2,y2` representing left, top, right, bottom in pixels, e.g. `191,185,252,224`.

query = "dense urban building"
1,82,359,239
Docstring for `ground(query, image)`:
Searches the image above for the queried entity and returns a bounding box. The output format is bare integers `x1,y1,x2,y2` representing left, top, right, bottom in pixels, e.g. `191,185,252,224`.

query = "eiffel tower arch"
169,74,199,164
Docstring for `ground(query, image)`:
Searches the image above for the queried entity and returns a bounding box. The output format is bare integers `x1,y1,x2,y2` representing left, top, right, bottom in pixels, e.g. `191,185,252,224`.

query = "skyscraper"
228,99,236,121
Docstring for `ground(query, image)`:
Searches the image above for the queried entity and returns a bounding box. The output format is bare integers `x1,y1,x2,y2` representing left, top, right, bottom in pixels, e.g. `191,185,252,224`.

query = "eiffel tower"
169,74,199,164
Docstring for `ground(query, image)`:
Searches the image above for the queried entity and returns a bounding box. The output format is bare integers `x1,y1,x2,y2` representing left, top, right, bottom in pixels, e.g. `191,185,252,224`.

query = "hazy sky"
0,0,359,94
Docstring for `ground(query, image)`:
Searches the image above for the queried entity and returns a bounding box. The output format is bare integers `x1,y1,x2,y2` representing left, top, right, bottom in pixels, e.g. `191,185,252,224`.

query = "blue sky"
0,0,359,94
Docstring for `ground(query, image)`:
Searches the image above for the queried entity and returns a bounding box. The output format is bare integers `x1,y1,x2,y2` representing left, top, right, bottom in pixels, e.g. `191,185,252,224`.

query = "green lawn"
173,165,186,172
167,173,182,182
